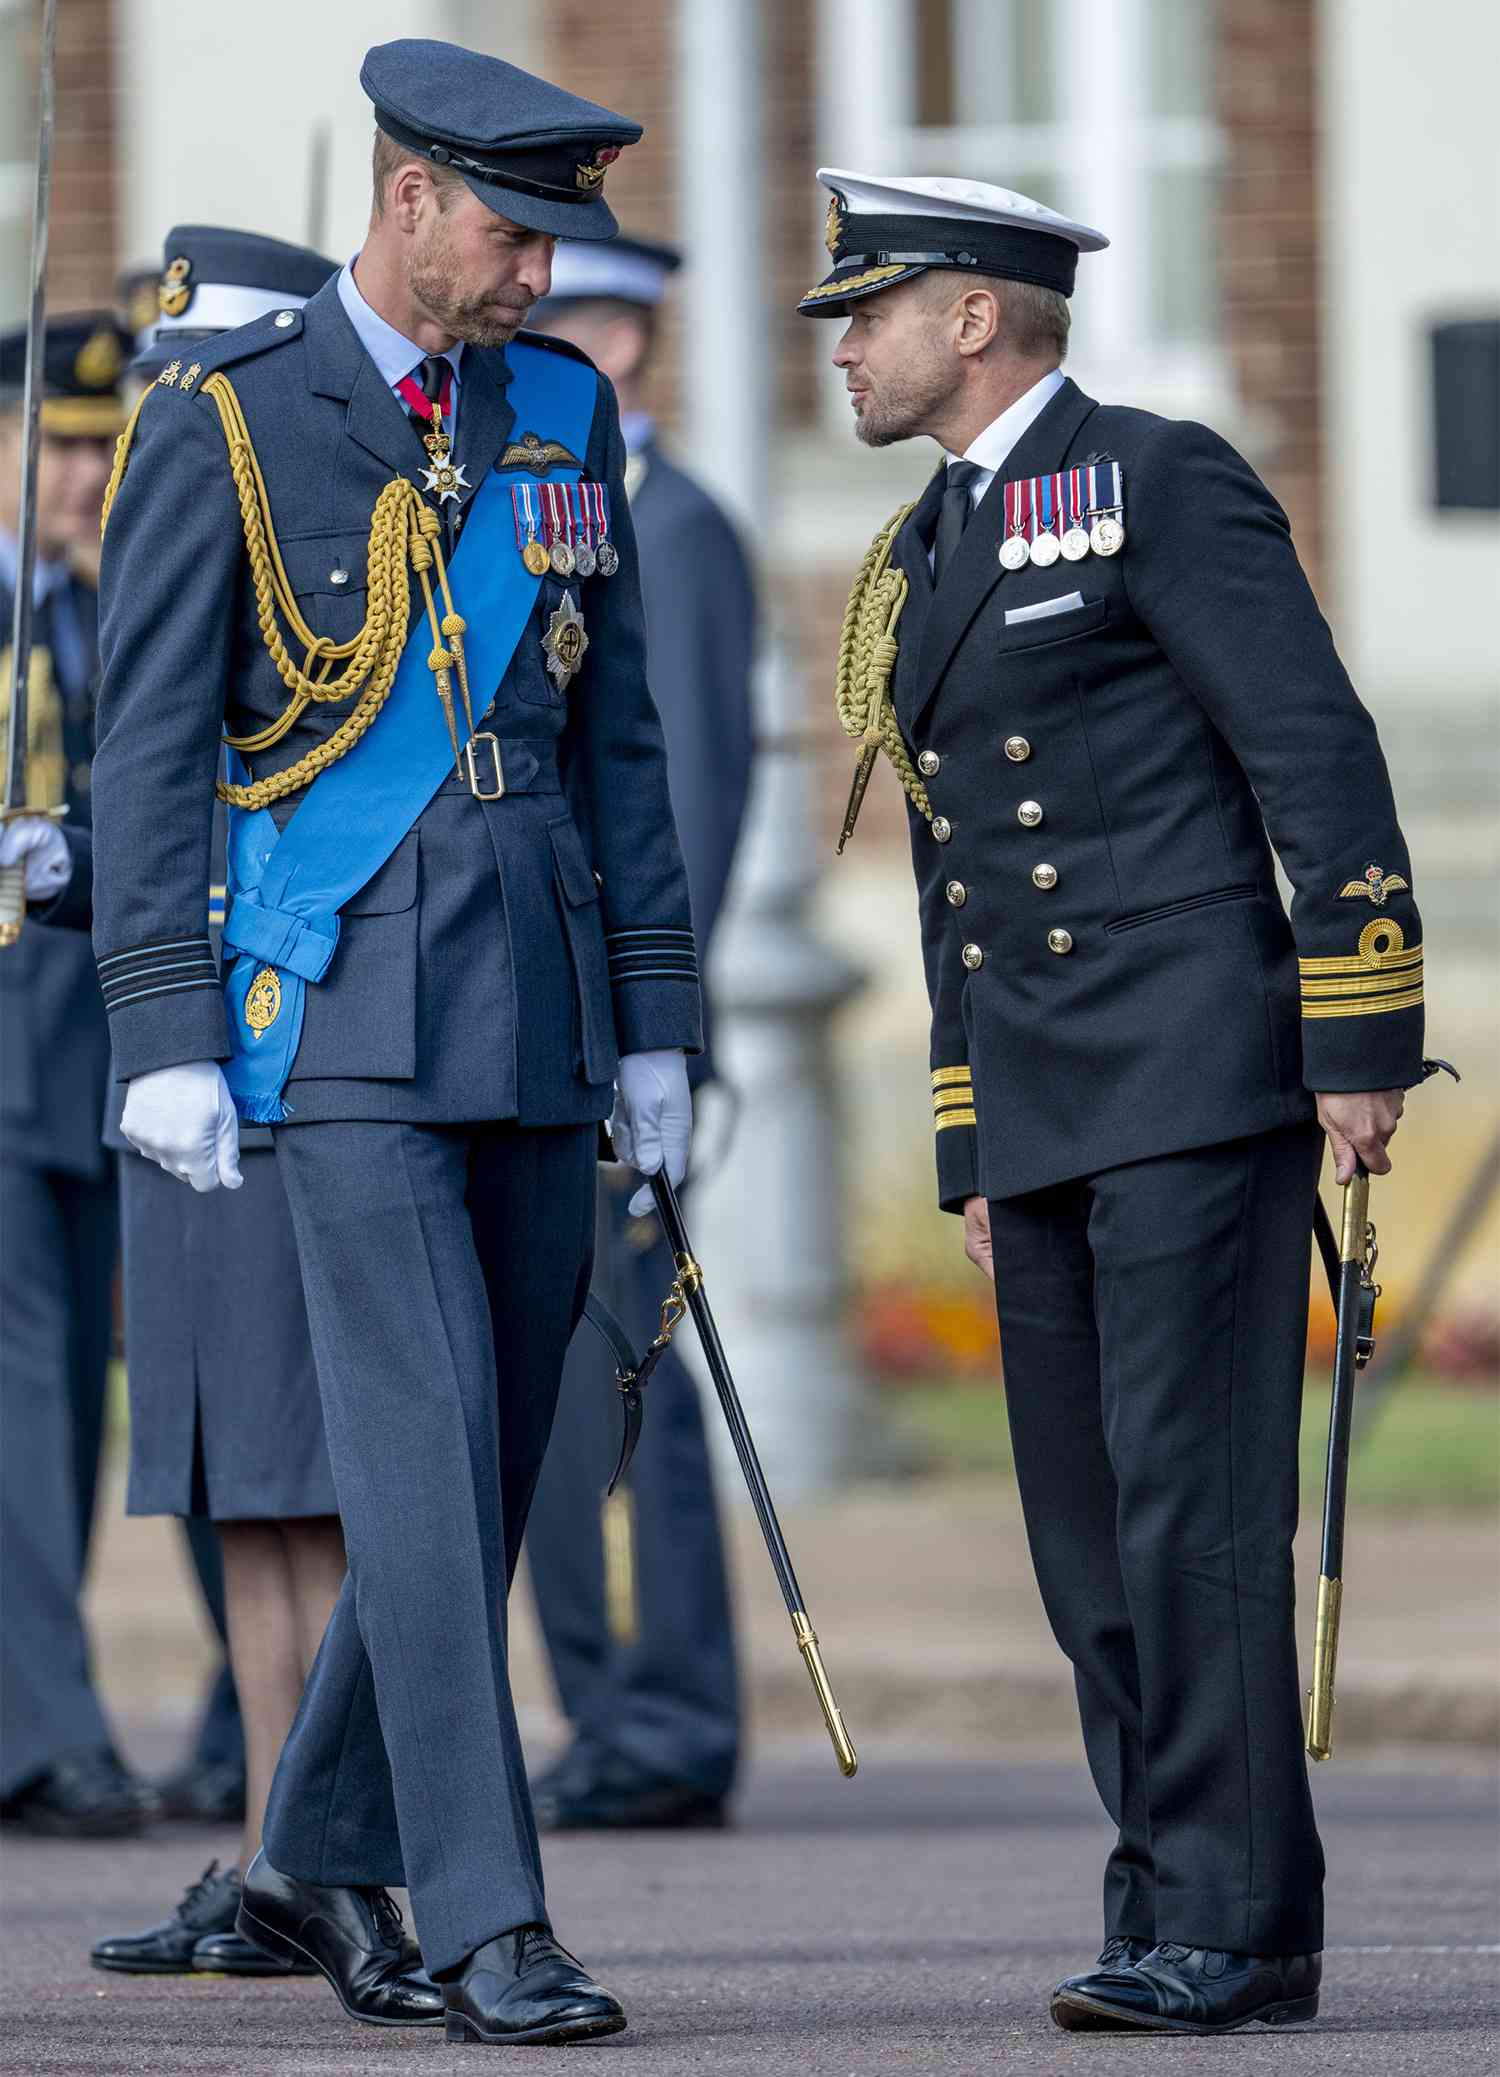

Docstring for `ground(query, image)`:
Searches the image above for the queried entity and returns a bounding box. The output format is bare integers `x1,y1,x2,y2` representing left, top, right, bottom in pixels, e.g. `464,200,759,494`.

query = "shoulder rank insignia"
1338,863,1410,906
500,431,583,473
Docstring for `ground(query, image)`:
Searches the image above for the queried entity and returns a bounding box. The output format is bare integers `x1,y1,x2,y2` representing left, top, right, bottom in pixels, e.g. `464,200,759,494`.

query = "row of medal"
999,461,1126,570
511,481,618,580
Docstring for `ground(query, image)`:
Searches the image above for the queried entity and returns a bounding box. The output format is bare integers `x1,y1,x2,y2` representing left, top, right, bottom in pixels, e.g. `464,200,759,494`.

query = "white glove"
609,1048,692,1217
121,1061,242,1194
0,816,71,900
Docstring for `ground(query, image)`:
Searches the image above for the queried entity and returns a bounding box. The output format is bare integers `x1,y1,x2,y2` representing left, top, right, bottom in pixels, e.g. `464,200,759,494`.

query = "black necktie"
408,354,449,437
933,459,983,585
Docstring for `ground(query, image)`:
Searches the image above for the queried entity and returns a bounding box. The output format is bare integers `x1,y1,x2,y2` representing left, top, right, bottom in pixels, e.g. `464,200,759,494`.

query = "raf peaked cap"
0,311,132,437
534,233,682,316
362,38,641,242
137,226,338,372
799,168,1108,316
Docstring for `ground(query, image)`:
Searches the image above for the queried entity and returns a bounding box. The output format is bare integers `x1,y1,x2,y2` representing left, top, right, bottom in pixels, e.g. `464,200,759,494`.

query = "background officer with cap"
0,312,160,1839
523,234,751,1834
804,168,1428,2037
91,39,698,2046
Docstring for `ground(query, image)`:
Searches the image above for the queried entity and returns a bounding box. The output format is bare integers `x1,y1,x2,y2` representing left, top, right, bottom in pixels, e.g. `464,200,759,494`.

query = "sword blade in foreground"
1306,1165,1379,1762
1,0,62,949
650,1172,858,1777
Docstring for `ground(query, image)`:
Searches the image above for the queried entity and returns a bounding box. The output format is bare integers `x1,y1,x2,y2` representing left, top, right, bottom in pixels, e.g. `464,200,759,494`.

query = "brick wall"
1219,0,1324,595
40,0,120,312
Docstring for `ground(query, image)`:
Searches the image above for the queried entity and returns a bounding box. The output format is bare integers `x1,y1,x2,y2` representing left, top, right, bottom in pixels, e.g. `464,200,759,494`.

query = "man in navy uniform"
522,235,752,1832
803,170,1429,2035
91,40,700,2047
0,313,161,1838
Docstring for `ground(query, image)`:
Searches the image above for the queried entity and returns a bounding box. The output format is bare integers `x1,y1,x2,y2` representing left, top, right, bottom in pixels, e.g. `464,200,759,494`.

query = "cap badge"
824,191,846,258
1339,863,1409,907
74,328,123,391
158,255,193,319
575,144,621,193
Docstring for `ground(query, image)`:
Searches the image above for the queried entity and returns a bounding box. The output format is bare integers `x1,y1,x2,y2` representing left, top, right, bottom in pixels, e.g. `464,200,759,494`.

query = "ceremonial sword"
1,0,64,951
579,1175,859,1778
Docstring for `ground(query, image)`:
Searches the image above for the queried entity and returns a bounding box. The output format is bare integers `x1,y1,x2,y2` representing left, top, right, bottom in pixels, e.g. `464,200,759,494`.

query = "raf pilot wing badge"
500,430,582,473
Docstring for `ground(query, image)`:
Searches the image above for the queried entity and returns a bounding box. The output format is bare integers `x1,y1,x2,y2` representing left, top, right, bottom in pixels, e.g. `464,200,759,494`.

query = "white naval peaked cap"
798,166,1108,316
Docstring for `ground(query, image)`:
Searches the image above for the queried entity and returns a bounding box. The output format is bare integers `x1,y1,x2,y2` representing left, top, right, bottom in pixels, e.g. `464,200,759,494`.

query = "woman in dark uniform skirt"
91,1139,345,1979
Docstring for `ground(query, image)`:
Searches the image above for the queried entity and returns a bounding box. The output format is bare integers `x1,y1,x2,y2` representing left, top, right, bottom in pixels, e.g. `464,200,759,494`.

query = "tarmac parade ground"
2,1744,1496,2075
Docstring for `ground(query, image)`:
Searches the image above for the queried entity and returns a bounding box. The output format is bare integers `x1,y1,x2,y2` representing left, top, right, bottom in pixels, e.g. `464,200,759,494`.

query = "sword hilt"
0,858,25,949
793,1611,858,1777
1305,1572,1342,1761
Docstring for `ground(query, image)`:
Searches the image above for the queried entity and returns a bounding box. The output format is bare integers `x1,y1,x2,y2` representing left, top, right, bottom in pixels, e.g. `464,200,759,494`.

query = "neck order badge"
219,339,594,1122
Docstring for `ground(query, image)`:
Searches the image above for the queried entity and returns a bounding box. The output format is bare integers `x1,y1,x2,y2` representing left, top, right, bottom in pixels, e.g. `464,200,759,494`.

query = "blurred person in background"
807,168,1428,2037
88,228,348,1983
0,313,159,1839
89,39,701,2045
524,235,752,1834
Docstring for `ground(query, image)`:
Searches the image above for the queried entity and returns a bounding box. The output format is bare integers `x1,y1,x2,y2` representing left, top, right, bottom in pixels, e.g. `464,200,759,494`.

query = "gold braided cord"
99,387,155,537
801,263,912,302
833,501,928,820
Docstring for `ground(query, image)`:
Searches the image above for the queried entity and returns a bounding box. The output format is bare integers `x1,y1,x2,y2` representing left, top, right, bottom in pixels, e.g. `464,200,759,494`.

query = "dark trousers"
527,1179,740,1798
989,1122,1325,1956
262,1120,596,1977
0,1157,118,1797
177,1518,244,1774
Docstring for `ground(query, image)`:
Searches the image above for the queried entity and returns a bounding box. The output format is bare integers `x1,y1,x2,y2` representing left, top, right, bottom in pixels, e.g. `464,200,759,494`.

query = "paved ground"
3,1742,1496,2075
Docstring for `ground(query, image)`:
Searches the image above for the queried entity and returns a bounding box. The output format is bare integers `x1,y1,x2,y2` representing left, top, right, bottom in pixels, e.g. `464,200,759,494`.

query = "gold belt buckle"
465,731,505,802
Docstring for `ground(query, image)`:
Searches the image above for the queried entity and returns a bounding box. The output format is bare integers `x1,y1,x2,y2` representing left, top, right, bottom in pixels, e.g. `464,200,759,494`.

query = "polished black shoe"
534,1771,728,1833
91,1862,240,1974
2,1749,159,1839
1052,1941,1322,2034
1053,1934,1153,1998
236,1850,443,2027
156,1757,248,1825
444,1925,626,2046
193,1927,317,1977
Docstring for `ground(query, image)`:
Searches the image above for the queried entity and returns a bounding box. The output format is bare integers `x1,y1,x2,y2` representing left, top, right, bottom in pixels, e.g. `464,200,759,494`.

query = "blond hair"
371,127,467,217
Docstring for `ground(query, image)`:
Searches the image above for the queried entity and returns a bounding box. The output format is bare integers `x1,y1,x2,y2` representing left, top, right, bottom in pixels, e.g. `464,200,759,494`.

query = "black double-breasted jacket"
882,377,1424,1208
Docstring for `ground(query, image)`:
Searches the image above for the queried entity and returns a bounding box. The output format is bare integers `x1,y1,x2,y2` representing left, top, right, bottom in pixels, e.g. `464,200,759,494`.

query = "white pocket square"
1005,591,1086,626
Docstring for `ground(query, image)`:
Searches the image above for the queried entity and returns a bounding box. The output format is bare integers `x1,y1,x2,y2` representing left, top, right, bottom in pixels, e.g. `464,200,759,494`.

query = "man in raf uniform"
524,234,751,1833
0,313,160,1838
91,40,699,2047
804,170,1430,2035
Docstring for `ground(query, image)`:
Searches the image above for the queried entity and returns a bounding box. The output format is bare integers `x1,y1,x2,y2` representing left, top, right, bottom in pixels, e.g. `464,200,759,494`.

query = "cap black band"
834,211,1078,295
375,113,598,207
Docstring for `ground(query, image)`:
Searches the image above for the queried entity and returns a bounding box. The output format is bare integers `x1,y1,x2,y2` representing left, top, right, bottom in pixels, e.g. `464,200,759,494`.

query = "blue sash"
220,341,595,1122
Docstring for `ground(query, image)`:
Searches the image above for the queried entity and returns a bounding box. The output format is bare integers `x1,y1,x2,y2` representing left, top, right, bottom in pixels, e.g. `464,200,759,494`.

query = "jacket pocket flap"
996,596,1108,653
340,830,418,917
277,533,371,599
548,817,601,908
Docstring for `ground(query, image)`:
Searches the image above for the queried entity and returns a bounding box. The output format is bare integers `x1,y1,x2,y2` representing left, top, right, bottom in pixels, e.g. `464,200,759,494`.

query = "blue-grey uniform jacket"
889,377,1425,1209
90,281,700,1117
0,570,110,1179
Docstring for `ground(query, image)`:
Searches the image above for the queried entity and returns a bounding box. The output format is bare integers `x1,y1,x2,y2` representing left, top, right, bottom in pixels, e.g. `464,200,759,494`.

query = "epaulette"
150,306,305,399
513,326,597,370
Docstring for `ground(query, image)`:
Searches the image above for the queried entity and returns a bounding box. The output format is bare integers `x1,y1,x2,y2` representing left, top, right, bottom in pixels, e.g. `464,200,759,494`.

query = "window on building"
0,0,37,324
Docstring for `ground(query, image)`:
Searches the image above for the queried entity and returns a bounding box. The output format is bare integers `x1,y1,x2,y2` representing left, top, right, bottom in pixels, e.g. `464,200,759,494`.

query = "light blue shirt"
337,261,464,442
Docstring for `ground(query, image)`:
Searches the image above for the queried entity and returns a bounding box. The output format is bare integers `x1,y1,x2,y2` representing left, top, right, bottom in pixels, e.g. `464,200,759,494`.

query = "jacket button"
1017,800,1043,828
1047,928,1074,955
945,880,967,907
273,309,297,328
962,943,984,970
1032,863,1058,890
931,816,952,843
1004,735,1031,763
917,749,940,776
329,568,349,586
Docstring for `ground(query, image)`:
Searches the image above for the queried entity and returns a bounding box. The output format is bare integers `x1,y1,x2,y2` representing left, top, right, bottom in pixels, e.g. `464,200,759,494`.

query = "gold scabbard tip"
793,1612,858,1777
1305,1573,1343,1762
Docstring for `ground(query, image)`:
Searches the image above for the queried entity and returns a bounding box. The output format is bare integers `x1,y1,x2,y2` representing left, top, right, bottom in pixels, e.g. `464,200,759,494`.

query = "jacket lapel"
890,471,938,736
303,283,419,484
452,347,516,516
909,378,1099,737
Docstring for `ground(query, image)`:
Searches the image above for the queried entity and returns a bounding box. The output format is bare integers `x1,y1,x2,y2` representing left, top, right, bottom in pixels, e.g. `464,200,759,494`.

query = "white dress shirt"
943,365,1066,508
337,260,464,441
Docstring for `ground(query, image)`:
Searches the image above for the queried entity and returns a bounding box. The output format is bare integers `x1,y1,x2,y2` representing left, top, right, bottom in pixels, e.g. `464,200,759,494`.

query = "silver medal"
1060,525,1091,561
1091,514,1125,557
999,534,1031,571
1029,530,1062,568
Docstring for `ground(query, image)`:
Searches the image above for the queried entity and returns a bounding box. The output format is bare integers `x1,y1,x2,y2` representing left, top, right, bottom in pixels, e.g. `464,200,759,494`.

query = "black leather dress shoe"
3,1750,159,1839
534,1772,728,1833
92,1862,240,1973
156,1758,248,1825
1052,1942,1322,2033
193,1927,316,1976
237,1851,443,2026
1053,1934,1153,1997
444,1925,626,2046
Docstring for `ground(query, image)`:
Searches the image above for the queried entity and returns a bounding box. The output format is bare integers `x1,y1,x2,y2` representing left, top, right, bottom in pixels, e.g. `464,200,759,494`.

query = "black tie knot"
934,458,983,583
416,355,448,406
